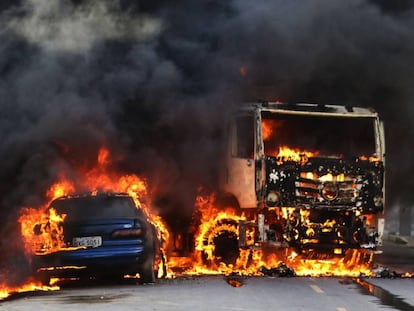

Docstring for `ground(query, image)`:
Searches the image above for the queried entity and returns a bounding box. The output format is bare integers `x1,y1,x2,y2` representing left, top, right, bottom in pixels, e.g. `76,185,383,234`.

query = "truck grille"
295,173,360,206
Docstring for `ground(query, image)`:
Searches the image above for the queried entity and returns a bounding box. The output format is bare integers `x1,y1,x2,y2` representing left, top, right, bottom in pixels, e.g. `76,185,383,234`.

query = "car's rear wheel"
35,271,51,286
139,252,156,284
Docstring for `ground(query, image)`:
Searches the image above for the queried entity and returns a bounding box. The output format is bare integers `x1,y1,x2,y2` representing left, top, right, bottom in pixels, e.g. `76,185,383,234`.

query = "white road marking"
155,301,181,306
309,284,324,293
218,307,251,310
336,308,348,311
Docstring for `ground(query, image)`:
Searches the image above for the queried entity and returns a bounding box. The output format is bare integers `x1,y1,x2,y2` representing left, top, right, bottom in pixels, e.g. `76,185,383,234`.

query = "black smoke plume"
1,0,413,284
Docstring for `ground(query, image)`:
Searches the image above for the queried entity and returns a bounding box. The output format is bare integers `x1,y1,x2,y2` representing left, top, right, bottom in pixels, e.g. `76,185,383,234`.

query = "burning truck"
209,102,385,259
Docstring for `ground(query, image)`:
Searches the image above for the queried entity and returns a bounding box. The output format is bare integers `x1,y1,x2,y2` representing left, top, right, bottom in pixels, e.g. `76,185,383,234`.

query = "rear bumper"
33,244,147,275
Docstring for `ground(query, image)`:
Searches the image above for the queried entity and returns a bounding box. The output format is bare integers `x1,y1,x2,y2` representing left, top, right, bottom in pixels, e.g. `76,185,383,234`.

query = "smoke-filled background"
1,0,414,283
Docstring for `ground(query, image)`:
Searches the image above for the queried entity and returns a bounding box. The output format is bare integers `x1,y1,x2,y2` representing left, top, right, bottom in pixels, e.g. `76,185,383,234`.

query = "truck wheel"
213,230,240,265
199,218,241,267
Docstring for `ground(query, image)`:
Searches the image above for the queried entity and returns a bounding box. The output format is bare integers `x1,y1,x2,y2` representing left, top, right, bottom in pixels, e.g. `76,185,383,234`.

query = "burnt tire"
199,218,241,267
139,252,156,284
213,230,240,265
35,271,51,286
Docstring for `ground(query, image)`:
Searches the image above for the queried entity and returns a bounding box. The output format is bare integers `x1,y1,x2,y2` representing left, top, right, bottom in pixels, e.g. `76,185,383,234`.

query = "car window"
50,196,145,221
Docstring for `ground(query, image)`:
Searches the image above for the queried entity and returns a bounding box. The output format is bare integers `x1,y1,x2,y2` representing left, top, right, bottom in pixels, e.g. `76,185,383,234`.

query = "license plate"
72,236,102,248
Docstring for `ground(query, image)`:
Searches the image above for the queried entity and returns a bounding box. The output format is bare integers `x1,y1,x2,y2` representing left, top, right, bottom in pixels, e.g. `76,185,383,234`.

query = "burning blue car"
32,193,163,283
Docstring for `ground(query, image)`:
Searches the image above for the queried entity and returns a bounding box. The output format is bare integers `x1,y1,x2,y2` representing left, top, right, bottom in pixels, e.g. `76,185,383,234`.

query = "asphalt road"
1,240,413,311
2,275,414,311
374,240,414,274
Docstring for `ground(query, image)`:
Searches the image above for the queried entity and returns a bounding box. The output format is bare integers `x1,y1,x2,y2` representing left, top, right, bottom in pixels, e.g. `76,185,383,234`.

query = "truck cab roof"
240,102,379,118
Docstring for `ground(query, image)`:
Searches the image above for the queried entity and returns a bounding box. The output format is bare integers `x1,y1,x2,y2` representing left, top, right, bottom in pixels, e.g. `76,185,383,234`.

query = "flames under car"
31,193,160,283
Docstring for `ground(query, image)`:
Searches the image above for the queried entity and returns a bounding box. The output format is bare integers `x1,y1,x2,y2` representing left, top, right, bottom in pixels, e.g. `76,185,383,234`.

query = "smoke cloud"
1,0,413,282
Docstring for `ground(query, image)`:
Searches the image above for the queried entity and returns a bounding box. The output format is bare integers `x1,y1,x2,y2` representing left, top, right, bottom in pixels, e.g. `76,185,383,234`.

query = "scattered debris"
259,263,295,277
224,274,244,287
371,266,402,278
338,277,354,285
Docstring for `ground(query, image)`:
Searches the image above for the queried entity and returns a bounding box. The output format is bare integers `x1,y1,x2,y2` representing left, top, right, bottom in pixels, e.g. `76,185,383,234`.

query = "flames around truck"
225,104,385,256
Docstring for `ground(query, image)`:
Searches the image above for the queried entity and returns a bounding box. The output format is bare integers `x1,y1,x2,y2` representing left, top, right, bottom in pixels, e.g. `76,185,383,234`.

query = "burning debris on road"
370,265,413,279
225,274,245,287
259,263,295,277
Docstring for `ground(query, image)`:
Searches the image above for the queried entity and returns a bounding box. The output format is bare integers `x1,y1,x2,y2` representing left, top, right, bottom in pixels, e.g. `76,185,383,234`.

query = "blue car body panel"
34,217,152,274
32,194,158,279
42,243,146,267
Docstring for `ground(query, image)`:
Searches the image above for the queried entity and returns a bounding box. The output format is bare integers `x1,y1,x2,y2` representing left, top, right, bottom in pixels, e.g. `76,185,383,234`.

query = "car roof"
51,192,133,202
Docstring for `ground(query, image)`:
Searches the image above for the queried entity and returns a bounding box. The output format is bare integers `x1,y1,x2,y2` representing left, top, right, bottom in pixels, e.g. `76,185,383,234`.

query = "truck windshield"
261,112,377,158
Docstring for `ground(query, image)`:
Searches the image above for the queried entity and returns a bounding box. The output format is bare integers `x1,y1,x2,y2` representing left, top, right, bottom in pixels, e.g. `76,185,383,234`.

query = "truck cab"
220,102,385,254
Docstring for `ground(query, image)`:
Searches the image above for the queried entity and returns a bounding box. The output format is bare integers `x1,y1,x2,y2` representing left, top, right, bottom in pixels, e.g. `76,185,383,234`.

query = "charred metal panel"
265,156,384,213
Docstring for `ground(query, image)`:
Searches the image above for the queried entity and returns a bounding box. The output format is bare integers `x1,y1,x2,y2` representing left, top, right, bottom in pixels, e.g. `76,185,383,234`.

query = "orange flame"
166,190,374,278
19,179,76,255
19,207,67,255
19,147,169,252
261,119,273,141
17,147,172,282
262,120,318,162
11,146,380,300
276,146,317,164
97,147,110,166
0,279,59,300
359,155,380,162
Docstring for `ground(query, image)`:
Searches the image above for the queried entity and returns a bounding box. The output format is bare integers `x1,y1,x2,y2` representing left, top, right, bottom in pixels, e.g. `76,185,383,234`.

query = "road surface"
1,240,413,311
2,275,414,311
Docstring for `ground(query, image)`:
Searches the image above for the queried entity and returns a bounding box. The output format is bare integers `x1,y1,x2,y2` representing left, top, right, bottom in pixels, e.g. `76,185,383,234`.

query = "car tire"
139,252,156,284
35,271,51,286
